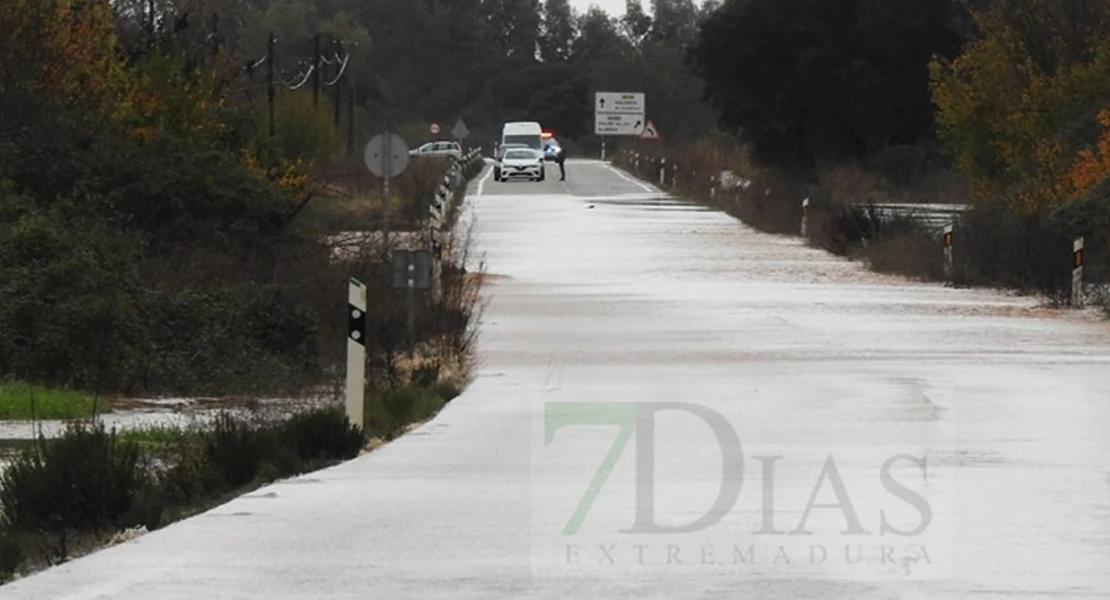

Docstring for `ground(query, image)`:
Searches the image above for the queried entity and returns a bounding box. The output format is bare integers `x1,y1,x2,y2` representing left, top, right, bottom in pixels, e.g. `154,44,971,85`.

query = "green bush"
204,413,277,489
0,529,23,583
120,287,322,396
365,385,449,440
280,406,364,462
0,423,145,534
0,193,140,389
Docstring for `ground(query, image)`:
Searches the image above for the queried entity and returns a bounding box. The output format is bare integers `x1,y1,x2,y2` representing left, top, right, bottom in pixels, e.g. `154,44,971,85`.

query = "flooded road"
6,160,1110,599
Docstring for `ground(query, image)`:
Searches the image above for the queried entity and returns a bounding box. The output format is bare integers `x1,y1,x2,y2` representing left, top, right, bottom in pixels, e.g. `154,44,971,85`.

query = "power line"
323,53,351,87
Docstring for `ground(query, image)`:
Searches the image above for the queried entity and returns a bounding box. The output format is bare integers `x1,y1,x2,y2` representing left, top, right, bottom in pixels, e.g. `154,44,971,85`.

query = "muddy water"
4,160,1110,599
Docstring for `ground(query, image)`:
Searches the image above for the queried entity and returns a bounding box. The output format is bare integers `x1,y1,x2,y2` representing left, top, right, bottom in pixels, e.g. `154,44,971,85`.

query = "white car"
409,140,462,159
497,148,545,182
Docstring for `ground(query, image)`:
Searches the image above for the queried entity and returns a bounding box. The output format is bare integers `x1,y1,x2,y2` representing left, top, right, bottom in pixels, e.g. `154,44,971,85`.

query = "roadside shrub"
280,406,364,462
0,530,23,582
808,201,880,256
953,204,1073,302
860,221,944,280
0,423,145,535
120,286,322,397
365,385,449,440
204,412,276,489
156,437,218,508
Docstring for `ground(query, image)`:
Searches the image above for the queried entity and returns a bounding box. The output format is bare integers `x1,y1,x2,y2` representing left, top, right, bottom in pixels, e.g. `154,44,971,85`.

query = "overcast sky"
569,0,628,17
568,0,705,19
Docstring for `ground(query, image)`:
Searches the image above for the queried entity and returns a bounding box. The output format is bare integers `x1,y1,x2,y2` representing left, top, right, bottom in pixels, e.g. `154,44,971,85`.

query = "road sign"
452,119,470,139
595,92,645,115
364,133,409,178
639,120,660,140
595,113,645,136
430,123,441,135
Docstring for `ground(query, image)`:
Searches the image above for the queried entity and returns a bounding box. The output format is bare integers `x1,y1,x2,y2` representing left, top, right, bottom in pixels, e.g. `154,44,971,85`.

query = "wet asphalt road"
5,159,1110,599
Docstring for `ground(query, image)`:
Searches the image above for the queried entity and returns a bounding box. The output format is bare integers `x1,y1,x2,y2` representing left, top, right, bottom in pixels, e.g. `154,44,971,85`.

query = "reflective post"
1072,237,1085,308
346,278,367,428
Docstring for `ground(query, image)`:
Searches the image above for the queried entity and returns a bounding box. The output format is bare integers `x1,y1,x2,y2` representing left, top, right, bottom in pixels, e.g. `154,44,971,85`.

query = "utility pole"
211,12,219,57
347,78,355,156
148,0,156,47
334,39,343,128
267,32,275,137
312,33,321,107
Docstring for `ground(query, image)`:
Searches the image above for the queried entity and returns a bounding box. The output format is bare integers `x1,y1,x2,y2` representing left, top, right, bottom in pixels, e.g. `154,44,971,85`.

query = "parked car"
494,143,530,180
497,148,545,182
409,140,462,159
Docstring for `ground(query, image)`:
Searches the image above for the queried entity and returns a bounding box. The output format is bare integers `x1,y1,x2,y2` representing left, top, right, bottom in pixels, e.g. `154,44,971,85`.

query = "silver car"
409,140,462,160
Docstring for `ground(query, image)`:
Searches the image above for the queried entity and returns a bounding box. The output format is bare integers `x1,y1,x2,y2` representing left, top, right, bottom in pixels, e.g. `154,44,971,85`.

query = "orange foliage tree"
0,0,125,109
930,3,1110,214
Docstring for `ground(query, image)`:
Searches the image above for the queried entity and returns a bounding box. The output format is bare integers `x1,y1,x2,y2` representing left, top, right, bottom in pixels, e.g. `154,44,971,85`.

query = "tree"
693,0,963,168
621,0,652,44
541,0,576,62
648,0,699,46
930,2,1110,212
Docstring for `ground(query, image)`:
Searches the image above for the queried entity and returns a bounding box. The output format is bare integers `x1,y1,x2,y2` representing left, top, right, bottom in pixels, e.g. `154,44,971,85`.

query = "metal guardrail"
853,203,969,230
615,154,972,229
428,148,482,248
614,151,1097,307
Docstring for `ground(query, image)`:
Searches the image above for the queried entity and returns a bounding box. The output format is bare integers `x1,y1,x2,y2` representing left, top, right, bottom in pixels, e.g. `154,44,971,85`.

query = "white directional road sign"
595,92,645,114
595,113,646,136
595,91,646,136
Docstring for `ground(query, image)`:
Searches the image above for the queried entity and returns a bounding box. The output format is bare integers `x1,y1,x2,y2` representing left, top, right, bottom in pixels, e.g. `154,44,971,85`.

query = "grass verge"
0,406,363,583
0,380,109,420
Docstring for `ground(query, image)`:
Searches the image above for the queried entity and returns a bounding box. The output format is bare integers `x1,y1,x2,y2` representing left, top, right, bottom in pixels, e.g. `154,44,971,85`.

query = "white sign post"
346,277,367,428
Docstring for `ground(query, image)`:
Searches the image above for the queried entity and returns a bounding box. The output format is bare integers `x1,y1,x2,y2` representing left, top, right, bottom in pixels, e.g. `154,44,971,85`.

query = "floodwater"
4,159,1110,599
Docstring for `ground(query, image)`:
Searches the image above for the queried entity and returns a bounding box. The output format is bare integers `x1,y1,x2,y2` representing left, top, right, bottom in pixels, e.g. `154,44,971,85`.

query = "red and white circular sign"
430,123,441,135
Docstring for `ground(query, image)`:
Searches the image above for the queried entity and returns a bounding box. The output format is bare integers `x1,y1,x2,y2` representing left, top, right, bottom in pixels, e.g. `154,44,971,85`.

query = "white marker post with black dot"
346,277,367,428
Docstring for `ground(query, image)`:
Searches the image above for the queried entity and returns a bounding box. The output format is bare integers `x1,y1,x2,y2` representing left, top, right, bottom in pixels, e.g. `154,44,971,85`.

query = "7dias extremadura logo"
537,401,950,575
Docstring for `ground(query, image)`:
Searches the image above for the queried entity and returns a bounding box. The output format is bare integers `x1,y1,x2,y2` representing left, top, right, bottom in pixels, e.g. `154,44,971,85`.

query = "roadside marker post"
659,158,666,185
346,278,367,428
1072,237,1085,308
943,224,954,281
801,198,810,238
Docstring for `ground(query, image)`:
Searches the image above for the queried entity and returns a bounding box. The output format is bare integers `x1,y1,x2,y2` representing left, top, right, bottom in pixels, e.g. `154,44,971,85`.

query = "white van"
500,122,543,154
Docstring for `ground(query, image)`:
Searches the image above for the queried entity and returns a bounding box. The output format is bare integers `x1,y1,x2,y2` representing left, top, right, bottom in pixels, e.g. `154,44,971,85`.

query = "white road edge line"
603,162,658,194
474,161,494,197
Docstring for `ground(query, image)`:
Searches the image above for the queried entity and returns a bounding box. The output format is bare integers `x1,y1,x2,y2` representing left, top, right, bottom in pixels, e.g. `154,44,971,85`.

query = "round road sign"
363,133,409,178
430,123,441,135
